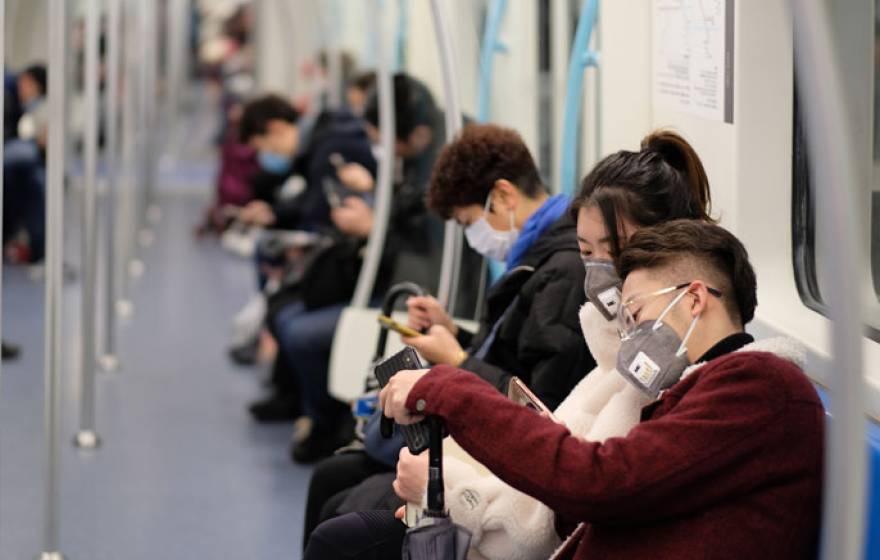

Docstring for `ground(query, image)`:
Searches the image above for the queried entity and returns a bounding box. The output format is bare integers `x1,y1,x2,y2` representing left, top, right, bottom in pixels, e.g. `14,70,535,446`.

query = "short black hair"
428,124,545,219
363,74,439,141
21,64,47,96
617,220,757,326
239,94,301,143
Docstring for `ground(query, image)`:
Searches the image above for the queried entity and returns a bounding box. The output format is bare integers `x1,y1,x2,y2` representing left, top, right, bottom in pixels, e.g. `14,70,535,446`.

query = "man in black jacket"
237,95,378,232
403,123,592,409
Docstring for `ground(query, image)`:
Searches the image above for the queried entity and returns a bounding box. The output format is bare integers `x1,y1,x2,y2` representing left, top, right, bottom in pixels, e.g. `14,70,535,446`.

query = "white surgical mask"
464,195,519,262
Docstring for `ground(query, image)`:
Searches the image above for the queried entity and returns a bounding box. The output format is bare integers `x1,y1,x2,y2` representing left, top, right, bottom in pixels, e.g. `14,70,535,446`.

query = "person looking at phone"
305,130,730,559
402,123,593,409
370,219,823,560
299,122,594,550
237,94,378,232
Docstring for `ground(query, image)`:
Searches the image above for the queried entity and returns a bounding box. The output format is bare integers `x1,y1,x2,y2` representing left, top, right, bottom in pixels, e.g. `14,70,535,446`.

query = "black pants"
303,452,393,551
303,510,406,560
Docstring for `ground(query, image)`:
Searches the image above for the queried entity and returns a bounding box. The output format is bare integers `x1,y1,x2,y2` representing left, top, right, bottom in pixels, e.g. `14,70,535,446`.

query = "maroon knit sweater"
406,351,824,559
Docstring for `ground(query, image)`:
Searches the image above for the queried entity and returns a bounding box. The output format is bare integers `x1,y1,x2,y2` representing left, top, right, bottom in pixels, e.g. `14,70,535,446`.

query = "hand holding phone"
508,377,558,422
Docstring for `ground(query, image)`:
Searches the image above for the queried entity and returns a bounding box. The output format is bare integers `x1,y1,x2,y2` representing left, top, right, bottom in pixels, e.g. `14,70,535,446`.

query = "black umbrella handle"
425,415,445,516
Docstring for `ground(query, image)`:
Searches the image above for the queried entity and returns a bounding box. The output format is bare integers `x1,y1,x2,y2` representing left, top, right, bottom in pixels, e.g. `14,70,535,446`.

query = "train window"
791,80,825,313
792,2,880,331
873,5,880,301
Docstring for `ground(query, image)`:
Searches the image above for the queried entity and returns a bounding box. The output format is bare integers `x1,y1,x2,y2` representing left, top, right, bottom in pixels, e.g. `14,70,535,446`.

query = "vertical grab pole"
143,0,160,230
74,0,102,449
393,0,408,71
429,0,465,312
100,0,122,371
350,0,395,308
474,0,510,317
793,3,868,559
0,0,5,398
117,0,137,318
39,0,68,556
558,0,599,196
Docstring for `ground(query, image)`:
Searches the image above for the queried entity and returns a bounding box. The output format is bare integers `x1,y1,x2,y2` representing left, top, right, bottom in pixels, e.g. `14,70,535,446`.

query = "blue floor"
1,161,312,557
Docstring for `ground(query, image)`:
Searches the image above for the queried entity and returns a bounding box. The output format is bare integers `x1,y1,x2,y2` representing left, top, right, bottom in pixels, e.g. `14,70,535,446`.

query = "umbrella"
401,417,472,560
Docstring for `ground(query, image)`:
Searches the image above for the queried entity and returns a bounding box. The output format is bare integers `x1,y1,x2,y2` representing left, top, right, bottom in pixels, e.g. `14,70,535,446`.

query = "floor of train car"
1,108,313,558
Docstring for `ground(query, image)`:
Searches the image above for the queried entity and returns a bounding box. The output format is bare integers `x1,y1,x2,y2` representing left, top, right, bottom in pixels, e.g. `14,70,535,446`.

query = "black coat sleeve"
461,252,591,409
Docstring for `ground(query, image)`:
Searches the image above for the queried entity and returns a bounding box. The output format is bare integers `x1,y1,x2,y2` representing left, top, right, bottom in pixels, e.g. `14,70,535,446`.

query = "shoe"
290,410,356,464
228,338,259,366
1,341,20,360
248,394,301,423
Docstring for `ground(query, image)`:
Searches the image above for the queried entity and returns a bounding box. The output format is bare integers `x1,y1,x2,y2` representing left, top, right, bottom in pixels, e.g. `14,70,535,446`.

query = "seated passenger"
308,220,824,560
301,123,595,548
237,94,377,232
4,64,47,263
253,76,447,465
390,130,719,560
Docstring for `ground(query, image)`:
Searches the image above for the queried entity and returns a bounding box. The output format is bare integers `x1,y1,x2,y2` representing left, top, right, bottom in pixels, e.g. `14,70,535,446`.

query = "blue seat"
814,387,880,559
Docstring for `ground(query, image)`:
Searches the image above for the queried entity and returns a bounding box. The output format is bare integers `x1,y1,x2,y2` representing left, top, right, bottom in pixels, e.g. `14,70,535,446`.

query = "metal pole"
351,0,395,308
393,0,408,71
164,0,181,158
792,3,868,559
39,0,68,555
474,0,510,314
100,0,122,371
116,0,137,317
558,0,599,196
74,0,102,450
142,0,161,231
0,0,5,399
429,0,465,312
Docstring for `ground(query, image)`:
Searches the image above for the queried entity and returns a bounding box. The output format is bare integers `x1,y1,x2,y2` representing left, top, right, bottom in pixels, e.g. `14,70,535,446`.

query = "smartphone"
322,177,344,208
328,152,346,170
378,315,421,338
508,377,557,421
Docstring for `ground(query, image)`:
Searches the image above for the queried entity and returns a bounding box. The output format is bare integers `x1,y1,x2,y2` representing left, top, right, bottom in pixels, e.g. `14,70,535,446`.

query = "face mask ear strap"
675,314,699,357
652,287,690,332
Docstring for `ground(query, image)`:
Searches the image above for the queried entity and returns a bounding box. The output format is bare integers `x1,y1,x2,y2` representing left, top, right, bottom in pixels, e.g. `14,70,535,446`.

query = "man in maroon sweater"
381,220,824,559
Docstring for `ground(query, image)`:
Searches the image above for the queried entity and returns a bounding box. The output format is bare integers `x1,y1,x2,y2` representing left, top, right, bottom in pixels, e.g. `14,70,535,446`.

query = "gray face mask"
582,258,622,322
616,289,699,399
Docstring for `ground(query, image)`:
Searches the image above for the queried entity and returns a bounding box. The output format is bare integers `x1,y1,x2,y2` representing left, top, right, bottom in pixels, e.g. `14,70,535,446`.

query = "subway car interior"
1,0,879,558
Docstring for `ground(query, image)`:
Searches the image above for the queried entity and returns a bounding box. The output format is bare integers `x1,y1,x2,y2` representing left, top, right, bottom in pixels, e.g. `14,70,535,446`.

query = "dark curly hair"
427,124,545,219
617,219,757,326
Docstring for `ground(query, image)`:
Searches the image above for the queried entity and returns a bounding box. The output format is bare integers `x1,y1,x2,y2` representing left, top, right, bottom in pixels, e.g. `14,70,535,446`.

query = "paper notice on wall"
653,0,734,123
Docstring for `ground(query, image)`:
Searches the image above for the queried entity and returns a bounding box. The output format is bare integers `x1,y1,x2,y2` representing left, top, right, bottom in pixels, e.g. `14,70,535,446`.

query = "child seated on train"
308,220,824,560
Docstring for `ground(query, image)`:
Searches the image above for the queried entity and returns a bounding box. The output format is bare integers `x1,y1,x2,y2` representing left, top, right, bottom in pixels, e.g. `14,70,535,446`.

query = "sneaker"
290,411,356,464
248,394,301,423
228,337,259,366
1,341,20,360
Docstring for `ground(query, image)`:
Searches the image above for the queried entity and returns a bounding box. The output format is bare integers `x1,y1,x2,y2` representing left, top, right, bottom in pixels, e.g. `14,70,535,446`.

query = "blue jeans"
273,300,347,428
3,139,45,261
